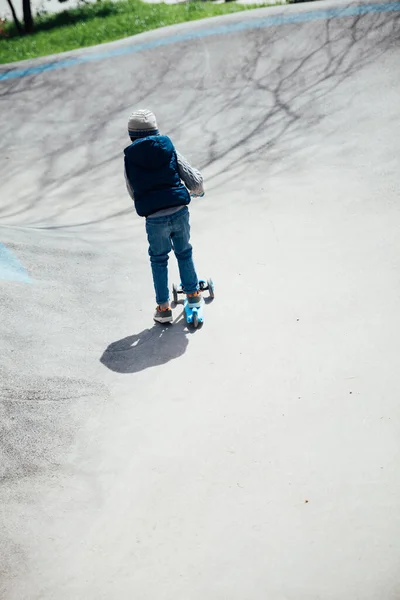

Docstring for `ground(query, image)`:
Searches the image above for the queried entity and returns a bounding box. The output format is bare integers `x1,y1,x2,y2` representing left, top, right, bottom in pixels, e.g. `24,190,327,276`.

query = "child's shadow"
100,311,192,374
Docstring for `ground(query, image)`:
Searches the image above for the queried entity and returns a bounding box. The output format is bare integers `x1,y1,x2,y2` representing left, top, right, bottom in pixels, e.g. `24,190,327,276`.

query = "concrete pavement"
1,1,400,598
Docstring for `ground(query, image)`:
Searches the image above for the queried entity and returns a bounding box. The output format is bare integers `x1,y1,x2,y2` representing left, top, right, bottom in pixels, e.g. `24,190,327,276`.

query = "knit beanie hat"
128,109,159,139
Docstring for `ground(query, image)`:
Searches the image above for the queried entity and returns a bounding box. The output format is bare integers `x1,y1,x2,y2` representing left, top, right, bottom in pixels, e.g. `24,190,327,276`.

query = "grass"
0,0,281,64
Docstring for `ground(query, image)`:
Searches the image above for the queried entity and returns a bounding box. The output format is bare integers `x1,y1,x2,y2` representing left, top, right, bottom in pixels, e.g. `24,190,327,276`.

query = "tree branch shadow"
0,7,398,229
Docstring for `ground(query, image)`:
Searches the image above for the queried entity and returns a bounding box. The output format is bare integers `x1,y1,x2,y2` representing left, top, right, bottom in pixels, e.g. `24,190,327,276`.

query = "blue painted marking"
0,243,31,283
0,2,399,81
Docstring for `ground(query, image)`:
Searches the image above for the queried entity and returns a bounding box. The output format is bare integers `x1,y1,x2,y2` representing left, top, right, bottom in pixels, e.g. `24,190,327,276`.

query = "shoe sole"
154,316,173,324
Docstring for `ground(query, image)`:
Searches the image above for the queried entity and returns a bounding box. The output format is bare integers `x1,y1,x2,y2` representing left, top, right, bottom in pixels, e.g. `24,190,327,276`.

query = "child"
124,109,204,324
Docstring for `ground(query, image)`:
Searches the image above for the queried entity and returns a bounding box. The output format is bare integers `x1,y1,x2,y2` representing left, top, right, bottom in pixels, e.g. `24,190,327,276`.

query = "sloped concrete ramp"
1,2,400,598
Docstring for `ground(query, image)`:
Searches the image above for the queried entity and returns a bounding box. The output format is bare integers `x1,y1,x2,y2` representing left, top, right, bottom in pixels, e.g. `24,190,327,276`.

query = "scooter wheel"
172,283,178,305
207,278,215,299
193,312,199,328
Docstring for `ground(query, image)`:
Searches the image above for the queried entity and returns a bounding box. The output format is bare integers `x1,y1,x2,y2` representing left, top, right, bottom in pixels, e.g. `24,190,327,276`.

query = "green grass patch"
0,0,280,64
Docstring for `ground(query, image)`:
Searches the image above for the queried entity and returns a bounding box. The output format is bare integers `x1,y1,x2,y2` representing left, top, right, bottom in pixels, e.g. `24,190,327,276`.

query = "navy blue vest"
124,135,191,217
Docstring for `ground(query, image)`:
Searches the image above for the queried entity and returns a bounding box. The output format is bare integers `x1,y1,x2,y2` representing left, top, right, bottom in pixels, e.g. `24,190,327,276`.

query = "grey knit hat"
128,109,159,139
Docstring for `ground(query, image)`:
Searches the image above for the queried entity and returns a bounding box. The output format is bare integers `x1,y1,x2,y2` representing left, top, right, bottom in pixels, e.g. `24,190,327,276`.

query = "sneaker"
154,306,173,324
187,291,202,307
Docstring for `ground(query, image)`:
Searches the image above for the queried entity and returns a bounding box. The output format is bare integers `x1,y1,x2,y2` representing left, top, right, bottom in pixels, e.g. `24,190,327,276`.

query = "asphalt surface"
1,1,400,598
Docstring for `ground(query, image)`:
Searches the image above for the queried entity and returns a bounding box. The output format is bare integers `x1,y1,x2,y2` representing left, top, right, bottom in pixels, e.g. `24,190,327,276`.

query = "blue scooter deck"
183,298,204,327
172,279,214,328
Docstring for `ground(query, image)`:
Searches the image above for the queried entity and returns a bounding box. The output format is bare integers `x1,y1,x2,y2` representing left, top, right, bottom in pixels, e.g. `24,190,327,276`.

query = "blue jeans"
145,207,198,305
